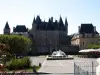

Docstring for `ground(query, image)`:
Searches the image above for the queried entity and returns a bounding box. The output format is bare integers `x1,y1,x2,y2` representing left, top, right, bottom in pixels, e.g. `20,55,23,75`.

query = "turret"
54,20,59,30
35,15,41,25
32,17,36,28
65,18,68,35
4,22,10,34
50,17,53,22
33,17,36,24
58,16,64,30
47,18,53,30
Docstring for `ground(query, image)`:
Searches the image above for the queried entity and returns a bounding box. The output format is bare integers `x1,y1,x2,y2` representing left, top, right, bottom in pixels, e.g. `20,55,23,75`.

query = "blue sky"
0,0,100,34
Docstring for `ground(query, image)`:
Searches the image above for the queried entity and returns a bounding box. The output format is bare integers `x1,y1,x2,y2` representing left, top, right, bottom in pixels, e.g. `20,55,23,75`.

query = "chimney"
94,26,96,32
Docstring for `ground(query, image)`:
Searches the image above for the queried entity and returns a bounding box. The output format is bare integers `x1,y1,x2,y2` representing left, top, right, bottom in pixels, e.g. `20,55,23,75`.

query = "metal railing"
74,61,97,75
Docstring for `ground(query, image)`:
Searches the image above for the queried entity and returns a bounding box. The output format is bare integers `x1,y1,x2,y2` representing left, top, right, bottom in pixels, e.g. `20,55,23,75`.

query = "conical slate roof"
4,22,10,29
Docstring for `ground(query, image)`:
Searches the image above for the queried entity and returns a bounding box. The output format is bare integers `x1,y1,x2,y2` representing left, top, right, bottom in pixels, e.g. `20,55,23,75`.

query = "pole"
74,62,75,75
92,61,94,75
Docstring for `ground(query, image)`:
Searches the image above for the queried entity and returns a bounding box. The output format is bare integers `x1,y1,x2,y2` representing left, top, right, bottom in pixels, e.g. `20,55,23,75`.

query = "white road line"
56,60,64,67
42,60,47,67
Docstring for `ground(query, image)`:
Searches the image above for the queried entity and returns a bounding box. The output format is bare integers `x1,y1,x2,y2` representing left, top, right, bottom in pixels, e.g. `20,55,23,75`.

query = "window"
19,34,22,36
92,42,94,44
87,35,89,37
82,42,84,46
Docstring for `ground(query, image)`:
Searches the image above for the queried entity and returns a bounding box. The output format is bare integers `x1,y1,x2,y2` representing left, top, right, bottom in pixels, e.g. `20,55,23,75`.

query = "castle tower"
32,17,36,30
65,18,68,35
4,22,10,34
59,16,64,30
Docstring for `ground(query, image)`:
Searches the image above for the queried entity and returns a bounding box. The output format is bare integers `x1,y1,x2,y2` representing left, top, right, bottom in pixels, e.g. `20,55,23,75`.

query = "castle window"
92,42,94,44
82,42,84,46
87,35,89,37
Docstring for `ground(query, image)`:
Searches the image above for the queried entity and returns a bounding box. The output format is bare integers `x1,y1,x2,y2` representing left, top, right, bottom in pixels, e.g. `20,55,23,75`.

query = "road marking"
56,60,64,67
42,60,47,67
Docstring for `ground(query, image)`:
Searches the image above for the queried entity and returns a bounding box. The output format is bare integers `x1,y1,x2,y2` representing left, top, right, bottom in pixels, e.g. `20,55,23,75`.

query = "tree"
0,43,10,56
0,35,32,56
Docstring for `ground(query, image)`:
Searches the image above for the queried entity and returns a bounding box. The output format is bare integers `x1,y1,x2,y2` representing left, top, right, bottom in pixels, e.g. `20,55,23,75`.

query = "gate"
74,61,97,75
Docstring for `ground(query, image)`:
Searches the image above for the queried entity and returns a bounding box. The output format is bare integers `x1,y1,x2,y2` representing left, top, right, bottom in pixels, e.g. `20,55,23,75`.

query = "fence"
74,61,97,75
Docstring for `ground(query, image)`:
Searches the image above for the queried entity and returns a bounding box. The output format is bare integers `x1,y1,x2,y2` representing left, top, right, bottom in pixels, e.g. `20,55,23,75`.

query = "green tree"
0,35,32,55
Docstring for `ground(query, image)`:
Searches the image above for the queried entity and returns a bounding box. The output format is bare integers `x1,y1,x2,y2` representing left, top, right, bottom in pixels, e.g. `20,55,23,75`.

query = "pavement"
38,60,74,73
30,56,98,74
30,56,46,66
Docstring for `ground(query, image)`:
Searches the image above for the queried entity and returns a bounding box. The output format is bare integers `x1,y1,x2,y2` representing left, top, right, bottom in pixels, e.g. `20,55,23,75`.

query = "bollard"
39,63,41,67
96,58,100,75
33,65,37,73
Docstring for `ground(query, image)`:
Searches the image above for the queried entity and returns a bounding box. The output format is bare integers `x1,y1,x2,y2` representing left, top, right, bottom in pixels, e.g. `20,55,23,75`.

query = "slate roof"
13,25,28,32
79,24,98,34
4,22,10,29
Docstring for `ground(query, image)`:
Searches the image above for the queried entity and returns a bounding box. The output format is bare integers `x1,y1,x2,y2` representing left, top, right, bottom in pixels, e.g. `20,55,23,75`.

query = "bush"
7,57,31,70
0,35,32,56
88,44,100,49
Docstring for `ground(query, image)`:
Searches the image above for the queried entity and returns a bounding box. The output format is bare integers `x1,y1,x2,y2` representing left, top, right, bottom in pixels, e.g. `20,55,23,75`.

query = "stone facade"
31,16,79,54
71,24,99,49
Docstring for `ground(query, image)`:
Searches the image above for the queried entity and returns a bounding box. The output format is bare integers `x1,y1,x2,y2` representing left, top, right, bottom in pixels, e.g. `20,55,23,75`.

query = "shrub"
88,44,100,49
0,35,32,56
7,57,31,70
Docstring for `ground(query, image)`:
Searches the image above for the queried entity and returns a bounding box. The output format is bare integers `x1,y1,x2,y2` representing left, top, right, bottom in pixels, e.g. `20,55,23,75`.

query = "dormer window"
82,42,84,46
87,35,89,37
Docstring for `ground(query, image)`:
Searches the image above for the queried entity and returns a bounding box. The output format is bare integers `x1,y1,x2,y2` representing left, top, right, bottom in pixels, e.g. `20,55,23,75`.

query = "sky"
0,0,100,35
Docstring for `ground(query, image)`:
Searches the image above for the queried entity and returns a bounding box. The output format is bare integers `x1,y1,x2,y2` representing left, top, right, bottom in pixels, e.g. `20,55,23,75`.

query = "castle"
4,15,99,55
30,16,78,55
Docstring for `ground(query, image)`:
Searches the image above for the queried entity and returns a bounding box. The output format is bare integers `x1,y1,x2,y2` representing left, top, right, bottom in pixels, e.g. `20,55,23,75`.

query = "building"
71,24,99,49
3,16,79,55
31,16,79,54
4,22,10,34
11,25,29,37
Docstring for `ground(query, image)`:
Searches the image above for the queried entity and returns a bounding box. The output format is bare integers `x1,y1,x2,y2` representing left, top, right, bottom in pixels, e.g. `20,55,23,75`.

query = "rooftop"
13,25,28,32
79,23,98,34
4,22,10,29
